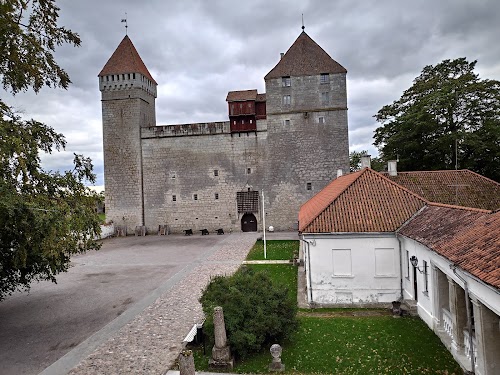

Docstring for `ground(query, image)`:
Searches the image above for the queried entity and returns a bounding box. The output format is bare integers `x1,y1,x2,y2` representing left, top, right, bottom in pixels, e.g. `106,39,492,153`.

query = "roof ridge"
427,201,492,213
370,169,429,203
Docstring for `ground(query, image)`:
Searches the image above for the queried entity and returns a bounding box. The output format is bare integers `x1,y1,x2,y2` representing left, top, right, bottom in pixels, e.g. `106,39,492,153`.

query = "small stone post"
209,306,233,369
178,349,195,375
269,344,285,372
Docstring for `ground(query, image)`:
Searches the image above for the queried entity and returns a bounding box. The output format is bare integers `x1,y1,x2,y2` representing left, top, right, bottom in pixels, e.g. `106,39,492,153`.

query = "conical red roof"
265,31,346,80
99,35,157,84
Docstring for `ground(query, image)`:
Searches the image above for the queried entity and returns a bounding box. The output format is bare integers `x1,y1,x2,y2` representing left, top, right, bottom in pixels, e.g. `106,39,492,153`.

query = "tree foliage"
0,1,100,301
374,58,500,181
200,267,298,359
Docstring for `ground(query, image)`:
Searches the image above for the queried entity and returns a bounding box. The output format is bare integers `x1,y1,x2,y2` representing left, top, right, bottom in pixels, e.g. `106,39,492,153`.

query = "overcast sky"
5,0,500,188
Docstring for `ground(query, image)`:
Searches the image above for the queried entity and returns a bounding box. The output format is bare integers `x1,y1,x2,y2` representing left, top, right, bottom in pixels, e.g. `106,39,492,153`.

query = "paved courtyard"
0,232,260,375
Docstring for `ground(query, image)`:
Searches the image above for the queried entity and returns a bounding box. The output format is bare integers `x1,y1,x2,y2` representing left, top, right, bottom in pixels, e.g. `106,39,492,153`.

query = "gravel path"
58,233,259,375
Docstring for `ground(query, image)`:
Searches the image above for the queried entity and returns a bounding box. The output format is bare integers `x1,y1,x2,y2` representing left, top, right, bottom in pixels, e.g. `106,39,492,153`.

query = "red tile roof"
265,31,347,80
381,170,500,210
226,89,258,102
399,205,499,289
99,36,157,84
299,168,427,233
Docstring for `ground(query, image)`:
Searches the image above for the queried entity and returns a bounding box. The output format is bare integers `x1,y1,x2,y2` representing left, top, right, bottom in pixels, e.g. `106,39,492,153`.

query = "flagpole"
262,190,267,259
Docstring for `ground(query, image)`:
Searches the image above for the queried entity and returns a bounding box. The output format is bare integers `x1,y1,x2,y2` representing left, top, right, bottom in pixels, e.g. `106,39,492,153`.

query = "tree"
200,267,298,359
374,58,500,181
0,1,100,301
349,150,385,172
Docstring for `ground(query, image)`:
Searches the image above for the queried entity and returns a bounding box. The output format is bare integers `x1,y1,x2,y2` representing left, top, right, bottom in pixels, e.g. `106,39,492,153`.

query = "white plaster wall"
304,234,401,305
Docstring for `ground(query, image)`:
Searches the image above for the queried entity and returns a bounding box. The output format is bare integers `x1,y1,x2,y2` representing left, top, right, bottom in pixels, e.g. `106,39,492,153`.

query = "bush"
200,266,298,358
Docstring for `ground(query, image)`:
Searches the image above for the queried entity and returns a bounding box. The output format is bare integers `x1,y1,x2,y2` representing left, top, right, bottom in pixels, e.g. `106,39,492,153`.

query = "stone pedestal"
179,350,195,375
269,344,285,372
209,306,234,369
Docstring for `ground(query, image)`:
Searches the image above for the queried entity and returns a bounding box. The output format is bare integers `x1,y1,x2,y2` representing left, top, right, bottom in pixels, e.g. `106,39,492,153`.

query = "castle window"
214,169,219,176
247,168,251,174
320,73,330,84
321,91,330,104
282,76,291,87
128,73,131,79
215,193,219,200
250,119,253,124
318,116,325,124
133,73,136,79
284,119,290,126
423,260,429,293
240,103,243,109
106,76,109,82
172,195,177,202
111,75,114,81
233,120,236,125
193,194,198,201
306,182,312,190
122,74,125,80
283,95,291,105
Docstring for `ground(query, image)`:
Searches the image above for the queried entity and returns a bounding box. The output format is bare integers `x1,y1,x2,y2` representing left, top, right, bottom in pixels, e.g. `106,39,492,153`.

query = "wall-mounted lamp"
410,255,427,274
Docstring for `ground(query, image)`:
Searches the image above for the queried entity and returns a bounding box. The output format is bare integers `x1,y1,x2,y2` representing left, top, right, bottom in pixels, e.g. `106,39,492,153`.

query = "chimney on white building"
388,160,398,176
280,52,284,59
360,155,371,169
337,169,343,178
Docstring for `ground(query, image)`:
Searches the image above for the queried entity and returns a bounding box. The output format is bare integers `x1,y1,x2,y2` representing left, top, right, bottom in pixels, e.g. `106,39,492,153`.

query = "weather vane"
302,13,305,31
121,13,128,35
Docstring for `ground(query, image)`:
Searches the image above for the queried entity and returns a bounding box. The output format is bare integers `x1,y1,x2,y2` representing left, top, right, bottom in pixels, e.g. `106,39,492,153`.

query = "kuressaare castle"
98,29,349,234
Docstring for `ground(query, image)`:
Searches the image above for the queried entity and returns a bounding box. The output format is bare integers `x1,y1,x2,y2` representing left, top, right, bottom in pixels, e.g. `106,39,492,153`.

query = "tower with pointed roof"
263,30,349,229
98,35,157,229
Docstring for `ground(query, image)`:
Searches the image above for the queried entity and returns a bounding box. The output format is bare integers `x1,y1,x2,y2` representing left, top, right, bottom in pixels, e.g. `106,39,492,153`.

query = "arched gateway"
241,213,257,232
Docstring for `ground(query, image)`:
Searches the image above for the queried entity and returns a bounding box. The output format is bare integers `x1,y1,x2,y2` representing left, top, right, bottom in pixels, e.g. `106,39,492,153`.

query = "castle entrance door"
241,213,257,232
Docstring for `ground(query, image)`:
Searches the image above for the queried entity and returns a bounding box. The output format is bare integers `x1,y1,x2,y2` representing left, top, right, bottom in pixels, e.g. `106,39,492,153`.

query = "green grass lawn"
192,314,461,374
246,240,299,260
244,264,298,302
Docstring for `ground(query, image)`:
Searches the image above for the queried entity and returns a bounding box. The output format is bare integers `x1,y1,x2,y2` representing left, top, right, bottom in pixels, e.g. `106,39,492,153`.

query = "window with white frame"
318,116,325,124
423,260,429,293
320,73,330,84
282,76,291,87
283,95,291,105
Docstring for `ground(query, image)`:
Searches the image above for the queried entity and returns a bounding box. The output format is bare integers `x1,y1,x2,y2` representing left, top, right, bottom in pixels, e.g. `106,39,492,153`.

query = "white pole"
262,190,267,259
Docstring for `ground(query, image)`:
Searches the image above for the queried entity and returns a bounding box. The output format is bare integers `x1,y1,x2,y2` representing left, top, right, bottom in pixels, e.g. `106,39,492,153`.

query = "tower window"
193,194,198,201
318,116,325,124
214,169,219,176
320,73,330,84
284,119,290,126
321,92,330,104
247,168,252,174
283,95,291,105
172,195,177,202
215,193,219,200
282,76,291,87
306,182,312,191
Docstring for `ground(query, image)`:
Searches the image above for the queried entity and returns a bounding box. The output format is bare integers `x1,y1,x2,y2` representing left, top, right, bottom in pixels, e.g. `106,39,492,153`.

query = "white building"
298,166,500,374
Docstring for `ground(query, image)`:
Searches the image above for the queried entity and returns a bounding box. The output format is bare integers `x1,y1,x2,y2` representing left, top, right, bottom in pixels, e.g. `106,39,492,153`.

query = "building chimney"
280,52,284,59
337,169,343,178
360,155,371,169
388,160,397,176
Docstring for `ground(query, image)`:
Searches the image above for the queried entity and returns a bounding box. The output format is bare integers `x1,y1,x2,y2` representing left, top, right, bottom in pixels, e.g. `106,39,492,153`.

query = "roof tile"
226,89,258,102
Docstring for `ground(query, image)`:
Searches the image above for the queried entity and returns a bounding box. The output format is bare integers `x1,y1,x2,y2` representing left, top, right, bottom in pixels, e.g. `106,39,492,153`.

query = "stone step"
402,299,418,315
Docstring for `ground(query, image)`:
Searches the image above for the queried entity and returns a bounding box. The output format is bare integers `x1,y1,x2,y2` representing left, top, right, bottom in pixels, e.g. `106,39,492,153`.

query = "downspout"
451,265,475,374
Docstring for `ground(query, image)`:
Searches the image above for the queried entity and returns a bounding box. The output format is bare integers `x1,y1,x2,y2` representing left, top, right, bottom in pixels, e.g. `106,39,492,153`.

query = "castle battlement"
99,72,157,97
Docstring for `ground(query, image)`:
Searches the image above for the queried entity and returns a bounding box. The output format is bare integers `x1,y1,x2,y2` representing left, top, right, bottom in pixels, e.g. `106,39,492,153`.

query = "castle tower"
264,31,349,230
98,35,157,233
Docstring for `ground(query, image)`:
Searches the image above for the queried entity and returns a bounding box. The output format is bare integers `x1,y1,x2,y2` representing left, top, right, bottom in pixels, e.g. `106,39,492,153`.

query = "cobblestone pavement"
41,233,259,375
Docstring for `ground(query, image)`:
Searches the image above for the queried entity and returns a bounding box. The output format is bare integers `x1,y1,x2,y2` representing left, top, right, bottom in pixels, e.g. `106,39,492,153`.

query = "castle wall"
141,125,268,233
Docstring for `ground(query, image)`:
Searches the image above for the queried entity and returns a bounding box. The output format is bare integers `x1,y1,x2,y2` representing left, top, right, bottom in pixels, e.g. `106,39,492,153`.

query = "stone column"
433,266,449,329
209,306,233,369
471,296,500,375
178,350,195,375
448,276,467,352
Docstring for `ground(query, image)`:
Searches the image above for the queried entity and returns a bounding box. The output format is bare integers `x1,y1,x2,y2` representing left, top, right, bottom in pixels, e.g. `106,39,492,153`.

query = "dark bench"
184,229,193,236
216,228,224,235
200,229,209,235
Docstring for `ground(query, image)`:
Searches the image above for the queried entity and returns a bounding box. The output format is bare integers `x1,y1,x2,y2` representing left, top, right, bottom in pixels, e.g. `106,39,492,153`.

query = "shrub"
200,266,298,358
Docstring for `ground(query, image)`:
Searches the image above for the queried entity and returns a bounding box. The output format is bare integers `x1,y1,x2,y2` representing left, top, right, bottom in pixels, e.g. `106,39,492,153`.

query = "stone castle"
98,30,349,233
